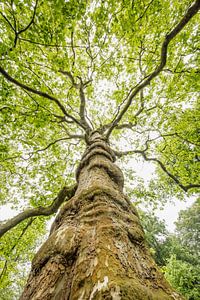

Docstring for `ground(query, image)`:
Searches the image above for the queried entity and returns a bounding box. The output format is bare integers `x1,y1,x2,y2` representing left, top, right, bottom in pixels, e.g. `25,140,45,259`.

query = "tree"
0,0,200,298
141,201,200,300
139,210,170,266
164,200,200,300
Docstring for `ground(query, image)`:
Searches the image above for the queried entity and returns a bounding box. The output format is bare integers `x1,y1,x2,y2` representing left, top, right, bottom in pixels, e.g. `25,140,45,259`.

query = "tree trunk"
20,132,183,300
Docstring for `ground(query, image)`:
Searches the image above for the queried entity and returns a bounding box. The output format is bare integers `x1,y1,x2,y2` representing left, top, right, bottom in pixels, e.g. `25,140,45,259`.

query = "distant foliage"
141,200,200,300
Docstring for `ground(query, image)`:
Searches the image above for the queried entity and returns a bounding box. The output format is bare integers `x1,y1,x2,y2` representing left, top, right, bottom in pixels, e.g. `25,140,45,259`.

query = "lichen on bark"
20,133,184,300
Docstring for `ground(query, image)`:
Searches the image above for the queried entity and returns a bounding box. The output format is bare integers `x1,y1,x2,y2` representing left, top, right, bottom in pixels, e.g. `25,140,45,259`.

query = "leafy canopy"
0,0,200,298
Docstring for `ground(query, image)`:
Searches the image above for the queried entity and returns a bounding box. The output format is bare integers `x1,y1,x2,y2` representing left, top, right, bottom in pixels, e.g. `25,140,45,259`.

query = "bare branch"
13,0,38,47
106,0,200,138
0,106,12,112
34,137,76,153
60,70,79,87
141,153,200,192
33,136,84,153
163,68,200,74
79,85,88,123
0,184,77,238
1,134,84,162
135,0,155,23
102,89,144,134
1,0,38,53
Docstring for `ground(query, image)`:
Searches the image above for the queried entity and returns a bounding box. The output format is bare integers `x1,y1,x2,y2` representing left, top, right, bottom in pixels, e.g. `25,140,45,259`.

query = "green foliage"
141,201,200,300
164,200,200,300
0,0,199,297
139,210,170,266
0,217,47,299
175,199,200,255
155,102,200,190
164,256,200,300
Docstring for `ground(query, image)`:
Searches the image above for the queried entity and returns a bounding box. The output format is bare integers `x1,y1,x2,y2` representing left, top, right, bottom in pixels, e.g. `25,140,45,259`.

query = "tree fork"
20,133,183,299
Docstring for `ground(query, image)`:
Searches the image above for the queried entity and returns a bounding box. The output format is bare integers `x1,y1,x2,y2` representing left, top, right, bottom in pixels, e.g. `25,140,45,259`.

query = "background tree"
164,200,200,300
140,210,170,266
0,0,200,299
141,200,200,300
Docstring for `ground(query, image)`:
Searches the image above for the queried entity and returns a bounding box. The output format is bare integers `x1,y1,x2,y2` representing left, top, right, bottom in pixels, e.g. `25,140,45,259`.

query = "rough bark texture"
20,132,183,300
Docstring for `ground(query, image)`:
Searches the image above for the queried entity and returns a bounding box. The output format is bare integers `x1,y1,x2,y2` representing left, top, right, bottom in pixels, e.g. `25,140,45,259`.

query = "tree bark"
20,132,183,300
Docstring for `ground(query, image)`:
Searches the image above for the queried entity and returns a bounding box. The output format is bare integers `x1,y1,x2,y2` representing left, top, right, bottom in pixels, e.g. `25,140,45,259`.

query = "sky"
128,158,195,232
156,197,195,232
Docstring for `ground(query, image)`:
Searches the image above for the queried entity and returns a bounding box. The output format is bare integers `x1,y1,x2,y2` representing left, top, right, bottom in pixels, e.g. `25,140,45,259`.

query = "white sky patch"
155,197,195,232
117,154,196,232
0,203,19,221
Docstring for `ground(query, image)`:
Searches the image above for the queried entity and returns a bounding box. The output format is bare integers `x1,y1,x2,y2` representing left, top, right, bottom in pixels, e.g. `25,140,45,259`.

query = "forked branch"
0,0,38,51
0,184,77,238
106,0,200,137
0,66,85,129
60,70,92,133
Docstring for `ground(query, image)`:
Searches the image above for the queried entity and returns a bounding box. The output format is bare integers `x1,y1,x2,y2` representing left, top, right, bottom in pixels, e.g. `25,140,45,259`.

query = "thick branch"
106,0,200,137
0,66,84,128
0,184,77,238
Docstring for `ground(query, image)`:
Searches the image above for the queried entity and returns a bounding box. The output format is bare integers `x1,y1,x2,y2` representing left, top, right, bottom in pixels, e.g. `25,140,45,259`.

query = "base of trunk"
20,191,183,300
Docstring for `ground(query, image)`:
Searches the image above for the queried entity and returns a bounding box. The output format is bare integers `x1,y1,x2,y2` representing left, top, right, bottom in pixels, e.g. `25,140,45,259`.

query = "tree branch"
105,0,200,138
0,184,77,238
32,135,84,154
0,12,15,32
142,153,200,192
34,137,77,153
115,147,200,192
13,0,38,47
0,66,85,128
59,70,92,133
71,30,76,69
1,0,38,52
17,0,38,35
19,37,85,48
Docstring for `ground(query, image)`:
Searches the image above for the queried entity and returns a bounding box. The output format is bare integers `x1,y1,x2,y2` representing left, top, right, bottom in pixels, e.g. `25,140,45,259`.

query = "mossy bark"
20,133,184,300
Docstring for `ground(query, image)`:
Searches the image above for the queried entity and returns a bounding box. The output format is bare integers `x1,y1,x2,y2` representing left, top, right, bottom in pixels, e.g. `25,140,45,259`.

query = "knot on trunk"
76,138,117,183
88,156,124,189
